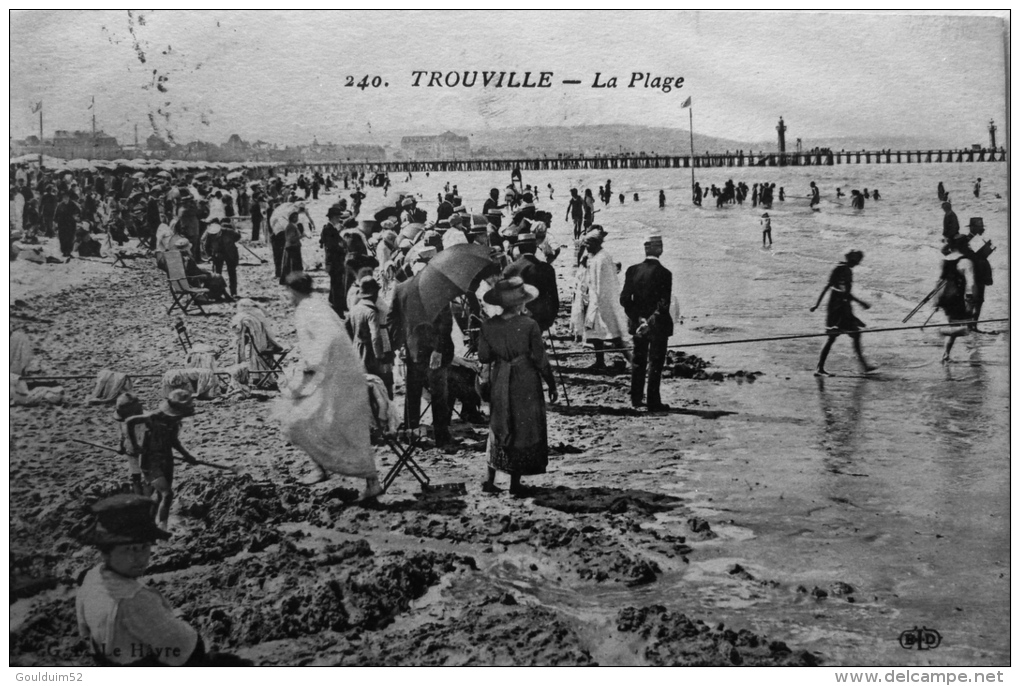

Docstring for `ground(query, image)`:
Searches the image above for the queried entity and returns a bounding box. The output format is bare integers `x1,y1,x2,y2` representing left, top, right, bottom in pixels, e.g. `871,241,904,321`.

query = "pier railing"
322,148,1007,173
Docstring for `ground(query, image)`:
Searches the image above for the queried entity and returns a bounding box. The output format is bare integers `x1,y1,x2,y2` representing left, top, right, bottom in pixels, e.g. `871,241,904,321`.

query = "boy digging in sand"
124,389,200,531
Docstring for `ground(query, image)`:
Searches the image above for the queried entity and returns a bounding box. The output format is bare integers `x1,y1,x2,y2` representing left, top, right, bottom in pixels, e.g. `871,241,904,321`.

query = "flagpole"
38,103,43,170
688,106,695,197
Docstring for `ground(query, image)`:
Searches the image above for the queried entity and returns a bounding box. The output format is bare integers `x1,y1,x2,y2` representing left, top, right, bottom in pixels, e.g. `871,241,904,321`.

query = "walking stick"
70,438,239,473
546,334,572,407
903,280,945,323
240,242,267,264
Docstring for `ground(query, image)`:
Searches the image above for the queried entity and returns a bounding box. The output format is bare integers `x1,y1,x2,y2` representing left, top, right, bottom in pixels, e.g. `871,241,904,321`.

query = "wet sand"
9,166,1008,666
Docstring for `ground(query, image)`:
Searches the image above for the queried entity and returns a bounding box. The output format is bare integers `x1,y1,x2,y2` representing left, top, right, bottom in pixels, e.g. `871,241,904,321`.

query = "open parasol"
392,243,497,335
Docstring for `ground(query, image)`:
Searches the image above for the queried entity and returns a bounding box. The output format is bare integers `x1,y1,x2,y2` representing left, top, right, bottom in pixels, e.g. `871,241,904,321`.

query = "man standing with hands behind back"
620,234,674,412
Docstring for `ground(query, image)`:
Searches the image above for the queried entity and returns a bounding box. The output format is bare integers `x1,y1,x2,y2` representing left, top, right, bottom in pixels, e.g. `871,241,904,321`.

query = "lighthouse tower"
776,117,787,155
988,119,997,150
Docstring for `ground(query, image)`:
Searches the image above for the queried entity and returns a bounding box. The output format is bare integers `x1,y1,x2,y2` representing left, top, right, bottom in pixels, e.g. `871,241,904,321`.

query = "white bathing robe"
272,297,376,478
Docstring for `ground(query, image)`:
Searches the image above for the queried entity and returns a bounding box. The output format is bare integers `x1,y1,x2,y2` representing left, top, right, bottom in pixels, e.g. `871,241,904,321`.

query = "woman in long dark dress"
479,277,558,496
809,250,876,376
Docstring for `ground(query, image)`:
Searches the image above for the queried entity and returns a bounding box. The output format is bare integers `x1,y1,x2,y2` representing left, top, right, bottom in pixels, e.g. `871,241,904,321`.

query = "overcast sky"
9,10,1009,148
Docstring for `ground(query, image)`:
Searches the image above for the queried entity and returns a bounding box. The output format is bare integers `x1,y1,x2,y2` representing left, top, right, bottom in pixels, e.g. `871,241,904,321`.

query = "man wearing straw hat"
621,234,674,411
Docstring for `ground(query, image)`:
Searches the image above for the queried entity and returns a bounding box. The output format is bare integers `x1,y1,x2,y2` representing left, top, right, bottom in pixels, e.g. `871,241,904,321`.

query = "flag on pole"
680,96,692,109
30,101,42,113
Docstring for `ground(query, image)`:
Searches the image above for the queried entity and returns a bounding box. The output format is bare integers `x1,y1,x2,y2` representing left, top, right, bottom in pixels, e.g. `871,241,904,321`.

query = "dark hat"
844,249,864,263
483,276,539,307
114,392,144,420
84,494,170,546
968,217,984,232
326,204,345,218
361,219,380,234
158,388,195,417
358,275,380,293
522,192,534,203
284,271,314,294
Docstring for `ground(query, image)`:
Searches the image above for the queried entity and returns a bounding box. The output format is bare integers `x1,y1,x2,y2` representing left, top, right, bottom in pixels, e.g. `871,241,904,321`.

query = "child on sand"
761,213,772,247
114,393,148,496
124,389,200,530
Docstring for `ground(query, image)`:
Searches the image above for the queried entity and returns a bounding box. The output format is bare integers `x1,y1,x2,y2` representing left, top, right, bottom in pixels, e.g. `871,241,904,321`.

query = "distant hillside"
749,134,982,152
371,125,757,157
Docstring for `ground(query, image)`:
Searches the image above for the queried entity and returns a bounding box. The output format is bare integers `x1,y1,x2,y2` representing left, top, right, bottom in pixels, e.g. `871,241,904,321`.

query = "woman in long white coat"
581,233,630,369
272,272,383,499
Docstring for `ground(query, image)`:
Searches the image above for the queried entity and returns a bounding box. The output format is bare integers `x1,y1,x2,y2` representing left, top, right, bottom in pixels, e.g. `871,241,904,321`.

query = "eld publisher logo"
898,626,942,651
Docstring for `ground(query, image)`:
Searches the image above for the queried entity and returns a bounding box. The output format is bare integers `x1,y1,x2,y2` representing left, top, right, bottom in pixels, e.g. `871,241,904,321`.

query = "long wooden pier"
327,148,1007,174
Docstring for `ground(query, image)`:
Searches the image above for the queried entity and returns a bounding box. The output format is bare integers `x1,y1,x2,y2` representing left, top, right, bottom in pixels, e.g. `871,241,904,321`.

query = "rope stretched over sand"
550,318,1009,358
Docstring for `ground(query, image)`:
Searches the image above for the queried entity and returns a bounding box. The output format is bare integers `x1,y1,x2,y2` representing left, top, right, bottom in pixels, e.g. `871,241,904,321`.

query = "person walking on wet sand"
761,213,772,247
809,181,820,209
809,250,877,376
566,189,584,240
936,234,977,362
124,389,200,531
973,177,981,198
658,190,666,208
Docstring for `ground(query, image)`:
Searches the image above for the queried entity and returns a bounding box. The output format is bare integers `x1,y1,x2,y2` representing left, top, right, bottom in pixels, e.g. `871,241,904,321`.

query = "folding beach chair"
239,323,290,389
366,376,430,492
164,250,209,316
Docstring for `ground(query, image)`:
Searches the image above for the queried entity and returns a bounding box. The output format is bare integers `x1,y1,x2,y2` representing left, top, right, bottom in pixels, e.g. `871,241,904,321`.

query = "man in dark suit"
620,234,673,411
387,277,457,451
502,232,559,332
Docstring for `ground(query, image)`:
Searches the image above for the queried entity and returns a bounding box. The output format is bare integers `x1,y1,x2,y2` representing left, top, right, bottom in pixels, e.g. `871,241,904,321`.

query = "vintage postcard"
8,10,1010,674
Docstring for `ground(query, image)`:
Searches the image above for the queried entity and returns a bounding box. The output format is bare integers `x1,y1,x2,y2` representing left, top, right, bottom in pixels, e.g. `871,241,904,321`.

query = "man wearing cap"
320,205,348,314
124,389,200,531
503,232,559,332
482,189,504,229
388,281,457,451
346,276,395,397
621,235,674,410
962,217,993,332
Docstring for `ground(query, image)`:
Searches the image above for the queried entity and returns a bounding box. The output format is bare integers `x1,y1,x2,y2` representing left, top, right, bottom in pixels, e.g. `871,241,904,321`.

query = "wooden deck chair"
239,323,290,389
173,318,193,355
164,250,209,316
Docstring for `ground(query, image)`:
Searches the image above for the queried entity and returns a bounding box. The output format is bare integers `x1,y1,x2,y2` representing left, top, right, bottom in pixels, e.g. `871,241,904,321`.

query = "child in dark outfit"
124,389,200,530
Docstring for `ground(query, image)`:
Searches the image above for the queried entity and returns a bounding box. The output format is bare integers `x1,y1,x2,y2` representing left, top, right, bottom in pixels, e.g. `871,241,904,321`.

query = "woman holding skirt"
272,272,383,500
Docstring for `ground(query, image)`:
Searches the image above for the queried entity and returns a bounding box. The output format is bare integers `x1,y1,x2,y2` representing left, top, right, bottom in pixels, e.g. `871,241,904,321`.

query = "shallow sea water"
376,162,1009,665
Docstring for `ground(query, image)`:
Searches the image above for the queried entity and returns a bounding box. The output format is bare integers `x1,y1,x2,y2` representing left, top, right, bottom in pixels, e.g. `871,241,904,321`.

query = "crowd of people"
10,158,998,666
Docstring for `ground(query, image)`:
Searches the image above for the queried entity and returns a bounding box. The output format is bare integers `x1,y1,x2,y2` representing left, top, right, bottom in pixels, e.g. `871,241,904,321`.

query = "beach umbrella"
414,244,495,323
226,171,244,181
132,171,146,179
10,153,37,164
66,158,91,170
270,201,307,233
156,170,173,179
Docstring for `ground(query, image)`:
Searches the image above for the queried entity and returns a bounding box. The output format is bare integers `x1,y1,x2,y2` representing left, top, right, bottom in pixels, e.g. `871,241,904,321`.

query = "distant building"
400,131,470,160
10,129,122,159
147,134,170,151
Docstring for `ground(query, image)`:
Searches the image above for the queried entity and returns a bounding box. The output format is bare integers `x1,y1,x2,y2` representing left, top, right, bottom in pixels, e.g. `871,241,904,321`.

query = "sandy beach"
9,164,1008,666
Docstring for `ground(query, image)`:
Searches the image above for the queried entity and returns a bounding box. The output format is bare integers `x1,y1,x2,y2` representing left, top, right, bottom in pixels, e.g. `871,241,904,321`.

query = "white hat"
644,233,663,244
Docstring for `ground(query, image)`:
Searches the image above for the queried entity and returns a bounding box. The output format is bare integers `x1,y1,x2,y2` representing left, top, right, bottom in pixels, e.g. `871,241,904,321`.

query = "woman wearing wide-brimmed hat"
479,277,558,497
